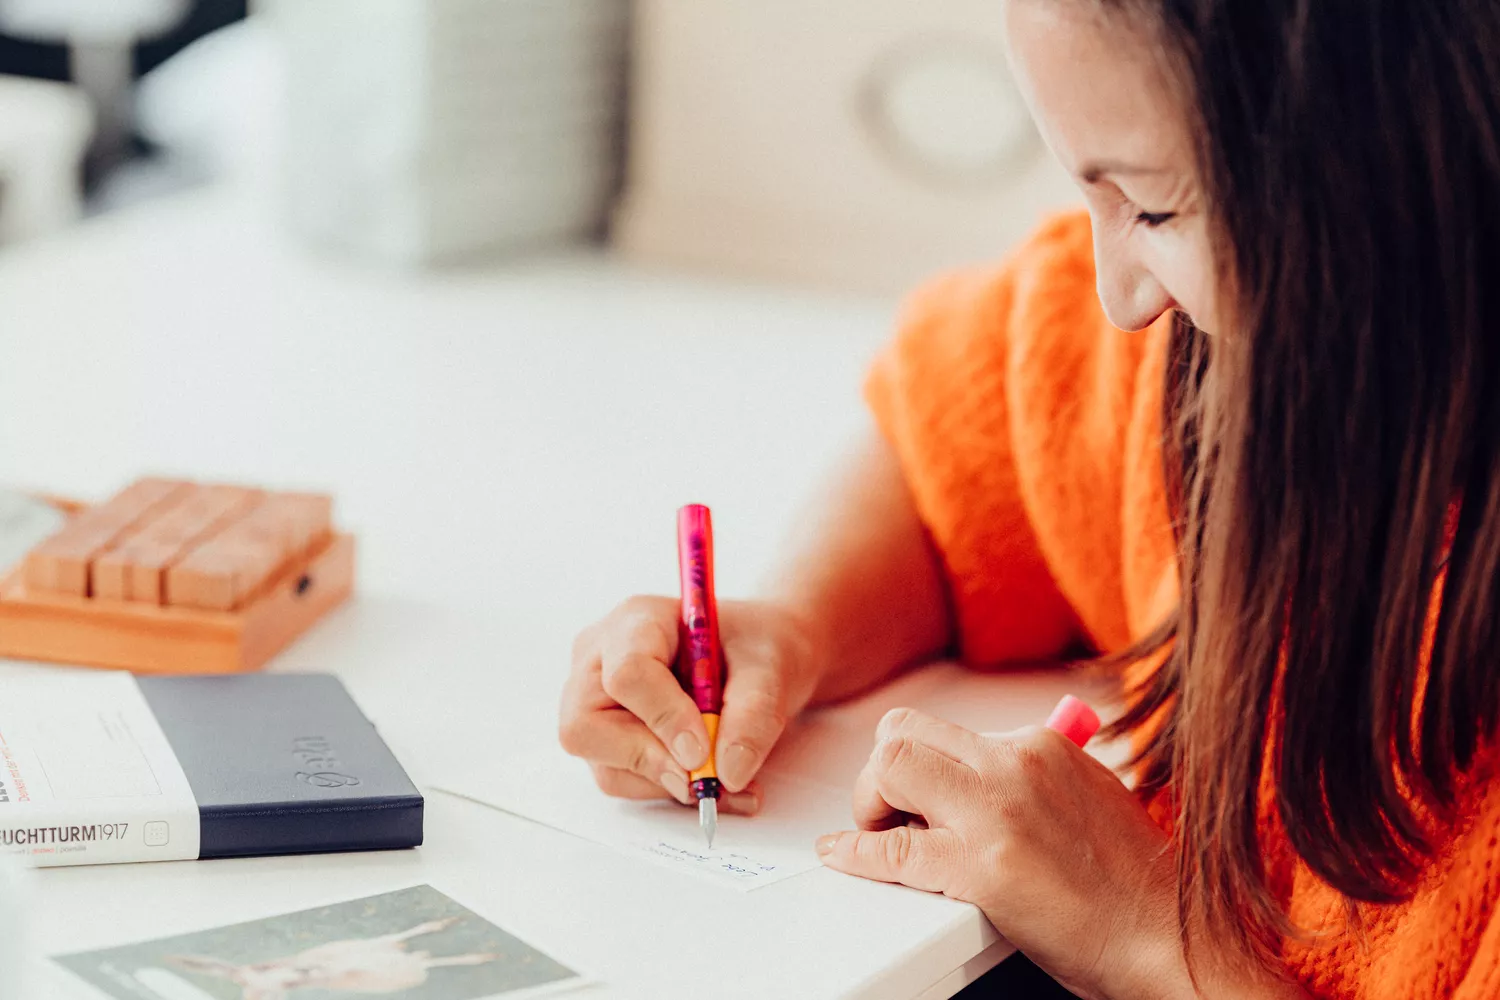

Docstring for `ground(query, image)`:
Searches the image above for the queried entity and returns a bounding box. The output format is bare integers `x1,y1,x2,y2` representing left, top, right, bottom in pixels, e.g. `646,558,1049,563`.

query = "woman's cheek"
1155,228,1222,333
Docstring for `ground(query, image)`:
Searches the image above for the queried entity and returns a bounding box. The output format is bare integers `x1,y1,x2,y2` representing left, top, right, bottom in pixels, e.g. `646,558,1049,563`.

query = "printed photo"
54,884,586,1000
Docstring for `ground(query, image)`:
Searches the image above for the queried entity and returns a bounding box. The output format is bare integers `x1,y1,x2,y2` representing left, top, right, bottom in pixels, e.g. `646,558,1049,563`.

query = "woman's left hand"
815,707,1181,1000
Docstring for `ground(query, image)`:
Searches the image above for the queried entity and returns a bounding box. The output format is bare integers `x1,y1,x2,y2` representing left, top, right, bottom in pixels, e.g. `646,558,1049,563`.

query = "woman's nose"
1092,233,1175,332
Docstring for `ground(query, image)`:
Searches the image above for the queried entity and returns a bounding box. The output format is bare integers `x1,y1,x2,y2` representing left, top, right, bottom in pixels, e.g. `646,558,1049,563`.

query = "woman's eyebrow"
1078,160,1170,184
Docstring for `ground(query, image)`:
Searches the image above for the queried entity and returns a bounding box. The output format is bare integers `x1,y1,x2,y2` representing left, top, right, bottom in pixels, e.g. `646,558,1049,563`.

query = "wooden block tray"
0,497,354,674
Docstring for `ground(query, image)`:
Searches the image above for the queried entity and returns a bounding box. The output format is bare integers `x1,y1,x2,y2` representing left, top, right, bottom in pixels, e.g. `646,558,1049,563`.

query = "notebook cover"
136,673,423,858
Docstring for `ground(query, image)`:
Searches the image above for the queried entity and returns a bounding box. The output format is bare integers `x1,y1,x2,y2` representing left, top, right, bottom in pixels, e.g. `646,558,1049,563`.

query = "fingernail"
721,743,758,790
660,772,690,804
815,834,840,857
726,790,761,815
672,732,705,769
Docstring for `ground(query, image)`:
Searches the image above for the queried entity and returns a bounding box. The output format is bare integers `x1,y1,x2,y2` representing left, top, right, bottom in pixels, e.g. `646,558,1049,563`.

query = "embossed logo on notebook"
292,736,360,788
296,771,361,788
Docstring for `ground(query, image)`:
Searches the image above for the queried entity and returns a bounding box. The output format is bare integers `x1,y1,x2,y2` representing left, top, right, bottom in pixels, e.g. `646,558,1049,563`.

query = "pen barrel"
676,505,724,715
681,628,722,713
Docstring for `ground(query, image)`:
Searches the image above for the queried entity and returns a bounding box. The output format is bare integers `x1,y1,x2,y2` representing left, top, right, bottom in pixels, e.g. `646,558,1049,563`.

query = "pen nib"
699,797,718,849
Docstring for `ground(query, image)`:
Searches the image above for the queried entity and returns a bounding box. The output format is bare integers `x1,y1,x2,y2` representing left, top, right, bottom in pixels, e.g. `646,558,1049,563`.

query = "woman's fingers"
851,749,918,830
816,825,958,894
566,595,815,812
852,727,978,830
720,782,764,816
587,765,763,815
596,600,711,771
875,707,985,763
591,764,688,802
849,709,981,830
713,655,794,792
560,708,685,791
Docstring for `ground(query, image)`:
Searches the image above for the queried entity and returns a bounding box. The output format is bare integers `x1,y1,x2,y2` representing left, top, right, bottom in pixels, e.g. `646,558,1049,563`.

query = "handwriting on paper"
435,746,852,891
636,840,784,884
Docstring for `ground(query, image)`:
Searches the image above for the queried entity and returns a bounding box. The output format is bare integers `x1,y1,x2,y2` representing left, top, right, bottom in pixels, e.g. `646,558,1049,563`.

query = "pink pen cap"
1045,695,1100,747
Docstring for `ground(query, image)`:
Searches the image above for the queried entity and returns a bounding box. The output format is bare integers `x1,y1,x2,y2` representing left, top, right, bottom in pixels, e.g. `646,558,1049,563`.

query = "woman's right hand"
560,595,823,814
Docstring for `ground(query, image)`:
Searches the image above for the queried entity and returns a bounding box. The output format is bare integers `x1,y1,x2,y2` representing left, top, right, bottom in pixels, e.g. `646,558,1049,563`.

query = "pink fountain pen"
676,504,725,847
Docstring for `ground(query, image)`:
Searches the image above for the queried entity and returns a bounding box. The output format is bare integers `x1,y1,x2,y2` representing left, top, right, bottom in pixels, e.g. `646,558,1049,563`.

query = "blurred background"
0,0,1080,291
0,0,1092,639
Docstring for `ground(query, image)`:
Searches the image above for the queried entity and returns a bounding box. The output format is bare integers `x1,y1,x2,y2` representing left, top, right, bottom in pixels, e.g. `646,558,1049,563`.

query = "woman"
562,0,1500,996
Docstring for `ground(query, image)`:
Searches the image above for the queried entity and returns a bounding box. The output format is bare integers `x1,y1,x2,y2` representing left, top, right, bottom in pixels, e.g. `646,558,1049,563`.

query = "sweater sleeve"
864,211,1178,665
1453,911,1500,1000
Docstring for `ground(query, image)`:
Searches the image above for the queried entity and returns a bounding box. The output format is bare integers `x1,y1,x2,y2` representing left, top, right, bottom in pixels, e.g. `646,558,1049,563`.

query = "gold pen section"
690,713,720,782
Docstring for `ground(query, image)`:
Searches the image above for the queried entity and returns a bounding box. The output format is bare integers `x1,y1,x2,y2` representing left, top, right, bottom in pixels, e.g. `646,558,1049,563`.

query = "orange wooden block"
91,553,132,601
22,479,189,595
165,493,331,611
276,493,334,551
0,496,355,674
165,551,246,611
88,484,259,604
111,482,261,602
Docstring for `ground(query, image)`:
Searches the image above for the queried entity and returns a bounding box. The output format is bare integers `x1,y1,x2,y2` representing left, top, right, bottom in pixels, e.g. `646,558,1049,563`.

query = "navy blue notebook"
136,673,423,859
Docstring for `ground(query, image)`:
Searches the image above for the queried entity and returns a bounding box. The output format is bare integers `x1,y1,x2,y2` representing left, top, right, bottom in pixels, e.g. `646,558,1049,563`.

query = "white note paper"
435,748,851,890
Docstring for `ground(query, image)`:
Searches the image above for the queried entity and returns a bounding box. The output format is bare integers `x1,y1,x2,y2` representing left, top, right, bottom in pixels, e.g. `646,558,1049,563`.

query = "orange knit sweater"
864,210,1500,998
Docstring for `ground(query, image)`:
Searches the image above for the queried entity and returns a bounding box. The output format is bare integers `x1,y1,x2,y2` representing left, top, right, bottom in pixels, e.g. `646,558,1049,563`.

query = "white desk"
0,186,1101,999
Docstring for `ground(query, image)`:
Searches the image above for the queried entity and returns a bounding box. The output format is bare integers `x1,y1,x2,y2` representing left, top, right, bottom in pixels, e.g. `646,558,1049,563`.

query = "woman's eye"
1135,211,1177,228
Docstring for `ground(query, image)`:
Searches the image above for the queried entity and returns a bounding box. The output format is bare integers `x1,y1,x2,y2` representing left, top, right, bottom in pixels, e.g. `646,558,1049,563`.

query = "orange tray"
0,499,354,674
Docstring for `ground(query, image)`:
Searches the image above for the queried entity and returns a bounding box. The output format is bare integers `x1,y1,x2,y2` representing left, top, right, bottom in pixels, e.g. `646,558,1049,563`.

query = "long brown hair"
1104,0,1500,963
